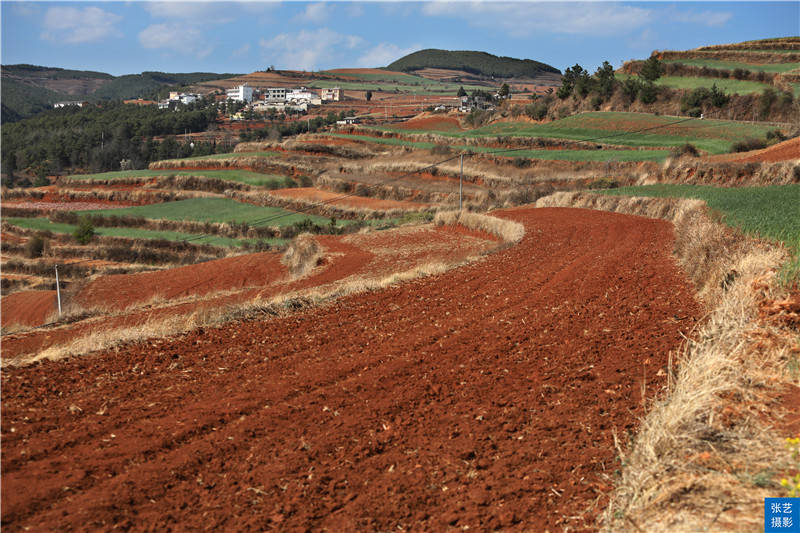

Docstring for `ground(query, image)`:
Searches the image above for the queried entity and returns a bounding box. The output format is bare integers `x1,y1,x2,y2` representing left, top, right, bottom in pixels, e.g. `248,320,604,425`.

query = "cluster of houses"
150,83,342,115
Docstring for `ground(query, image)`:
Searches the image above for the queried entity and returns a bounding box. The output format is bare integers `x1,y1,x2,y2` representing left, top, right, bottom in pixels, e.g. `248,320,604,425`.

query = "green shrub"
73,216,95,244
430,143,452,155
638,82,658,104
672,143,700,157
524,102,548,120
24,233,48,258
730,138,767,153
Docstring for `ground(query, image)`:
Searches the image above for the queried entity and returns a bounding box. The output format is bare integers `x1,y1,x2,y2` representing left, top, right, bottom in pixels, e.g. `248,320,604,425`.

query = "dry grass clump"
536,190,797,531
281,233,323,277
434,210,525,243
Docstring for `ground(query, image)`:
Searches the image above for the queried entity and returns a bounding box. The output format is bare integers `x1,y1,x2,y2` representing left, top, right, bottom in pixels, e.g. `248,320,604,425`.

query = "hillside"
0,65,239,122
386,49,560,79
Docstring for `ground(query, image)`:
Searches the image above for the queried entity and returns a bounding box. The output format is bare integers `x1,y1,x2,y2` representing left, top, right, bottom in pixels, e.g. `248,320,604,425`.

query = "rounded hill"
386,49,560,79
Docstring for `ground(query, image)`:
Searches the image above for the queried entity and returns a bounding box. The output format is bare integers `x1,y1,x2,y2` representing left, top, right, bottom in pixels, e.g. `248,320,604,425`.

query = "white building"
179,93,201,105
226,83,254,103
287,88,321,106
53,101,86,108
264,87,287,102
321,87,341,102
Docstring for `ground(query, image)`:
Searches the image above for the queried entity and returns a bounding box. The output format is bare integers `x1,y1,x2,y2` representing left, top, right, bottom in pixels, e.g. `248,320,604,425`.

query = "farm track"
1,208,702,531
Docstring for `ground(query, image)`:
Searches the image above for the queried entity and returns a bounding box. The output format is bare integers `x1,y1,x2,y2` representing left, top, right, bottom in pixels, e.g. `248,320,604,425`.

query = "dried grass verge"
536,191,799,532
434,210,525,243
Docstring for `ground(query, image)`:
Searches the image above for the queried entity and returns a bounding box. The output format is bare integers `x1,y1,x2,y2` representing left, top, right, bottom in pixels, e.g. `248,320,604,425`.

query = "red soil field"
3,201,132,211
268,187,428,210
327,68,410,78
731,136,800,163
1,208,702,531
394,115,463,132
1,290,56,329
76,251,285,313
1,224,496,359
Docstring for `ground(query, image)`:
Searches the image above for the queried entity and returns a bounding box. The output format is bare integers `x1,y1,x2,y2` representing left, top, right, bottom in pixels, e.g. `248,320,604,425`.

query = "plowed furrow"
1,208,701,532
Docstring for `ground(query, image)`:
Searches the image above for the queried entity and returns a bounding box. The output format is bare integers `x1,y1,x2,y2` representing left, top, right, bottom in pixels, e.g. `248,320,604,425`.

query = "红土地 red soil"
1,207,702,531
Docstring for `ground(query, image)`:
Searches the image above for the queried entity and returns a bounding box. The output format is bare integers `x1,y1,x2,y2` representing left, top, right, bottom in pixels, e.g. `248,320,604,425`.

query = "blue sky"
2,2,798,76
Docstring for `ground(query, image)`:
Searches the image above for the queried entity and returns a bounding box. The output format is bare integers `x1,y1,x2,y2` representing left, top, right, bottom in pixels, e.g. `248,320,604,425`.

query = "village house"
53,101,87,109
226,83,254,103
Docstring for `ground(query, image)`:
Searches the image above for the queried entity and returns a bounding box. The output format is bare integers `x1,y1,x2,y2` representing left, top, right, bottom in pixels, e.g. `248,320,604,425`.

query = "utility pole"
459,154,463,211
55,265,62,317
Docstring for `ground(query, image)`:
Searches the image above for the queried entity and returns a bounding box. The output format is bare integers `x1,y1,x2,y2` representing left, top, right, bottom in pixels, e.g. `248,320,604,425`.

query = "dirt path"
1,208,701,531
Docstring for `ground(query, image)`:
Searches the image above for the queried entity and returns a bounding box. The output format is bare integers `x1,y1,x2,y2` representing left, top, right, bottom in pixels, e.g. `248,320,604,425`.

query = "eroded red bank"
1,208,701,531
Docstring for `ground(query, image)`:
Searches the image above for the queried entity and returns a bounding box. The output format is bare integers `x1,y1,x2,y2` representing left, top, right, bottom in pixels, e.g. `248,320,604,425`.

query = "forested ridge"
386,49,560,78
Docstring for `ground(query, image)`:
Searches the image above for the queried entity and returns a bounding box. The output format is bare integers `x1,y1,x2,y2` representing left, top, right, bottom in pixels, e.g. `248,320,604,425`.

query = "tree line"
1,98,225,186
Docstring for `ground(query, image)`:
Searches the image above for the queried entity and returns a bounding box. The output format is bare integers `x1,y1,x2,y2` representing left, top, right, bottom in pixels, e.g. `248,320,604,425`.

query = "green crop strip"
3,217,284,248
599,184,800,281
79,198,342,228
65,169,289,187
329,133,671,162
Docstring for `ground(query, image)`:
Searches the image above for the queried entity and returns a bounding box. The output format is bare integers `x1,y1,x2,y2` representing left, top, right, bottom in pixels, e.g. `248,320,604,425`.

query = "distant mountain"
386,49,560,79
1,64,240,122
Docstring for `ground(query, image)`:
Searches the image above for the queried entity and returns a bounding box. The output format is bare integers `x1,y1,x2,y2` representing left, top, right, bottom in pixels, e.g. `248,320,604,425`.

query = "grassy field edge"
536,191,798,531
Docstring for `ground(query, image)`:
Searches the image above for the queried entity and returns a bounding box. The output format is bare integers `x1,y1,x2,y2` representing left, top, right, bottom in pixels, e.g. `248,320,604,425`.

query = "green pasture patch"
446,112,774,154
79,197,336,228
662,59,800,73
3,217,281,248
598,184,800,252
65,169,289,187
617,73,772,95
177,151,280,161
328,133,670,162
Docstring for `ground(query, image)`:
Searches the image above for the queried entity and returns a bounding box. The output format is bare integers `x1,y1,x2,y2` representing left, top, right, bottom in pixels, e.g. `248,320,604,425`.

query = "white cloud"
41,6,122,44
358,43,420,68
12,3,40,18
293,3,331,25
144,2,231,22
668,8,733,28
260,29,364,71
347,4,366,18
232,43,251,57
421,2,653,38
138,23,214,59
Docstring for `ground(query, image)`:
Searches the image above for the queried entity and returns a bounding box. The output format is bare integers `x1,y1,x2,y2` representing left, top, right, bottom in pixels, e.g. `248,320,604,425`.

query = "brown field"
267,187,429,210
1,222,500,360
1,290,57,329
393,115,463,131
0,208,702,531
708,136,800,163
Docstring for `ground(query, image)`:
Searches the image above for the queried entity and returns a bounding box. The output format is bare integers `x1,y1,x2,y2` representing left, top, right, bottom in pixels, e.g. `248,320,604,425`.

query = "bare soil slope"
1,290,56,329
1,208,701,531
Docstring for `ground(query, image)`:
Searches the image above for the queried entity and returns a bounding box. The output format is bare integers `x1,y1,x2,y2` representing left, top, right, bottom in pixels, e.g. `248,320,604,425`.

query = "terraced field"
4,216,263,248
369,112,776,155
1,208,702,531
662,58,800,73
599,184,800,278
617,73,773,95
80,198,338,228
331,133,671,162
65,169,290,187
